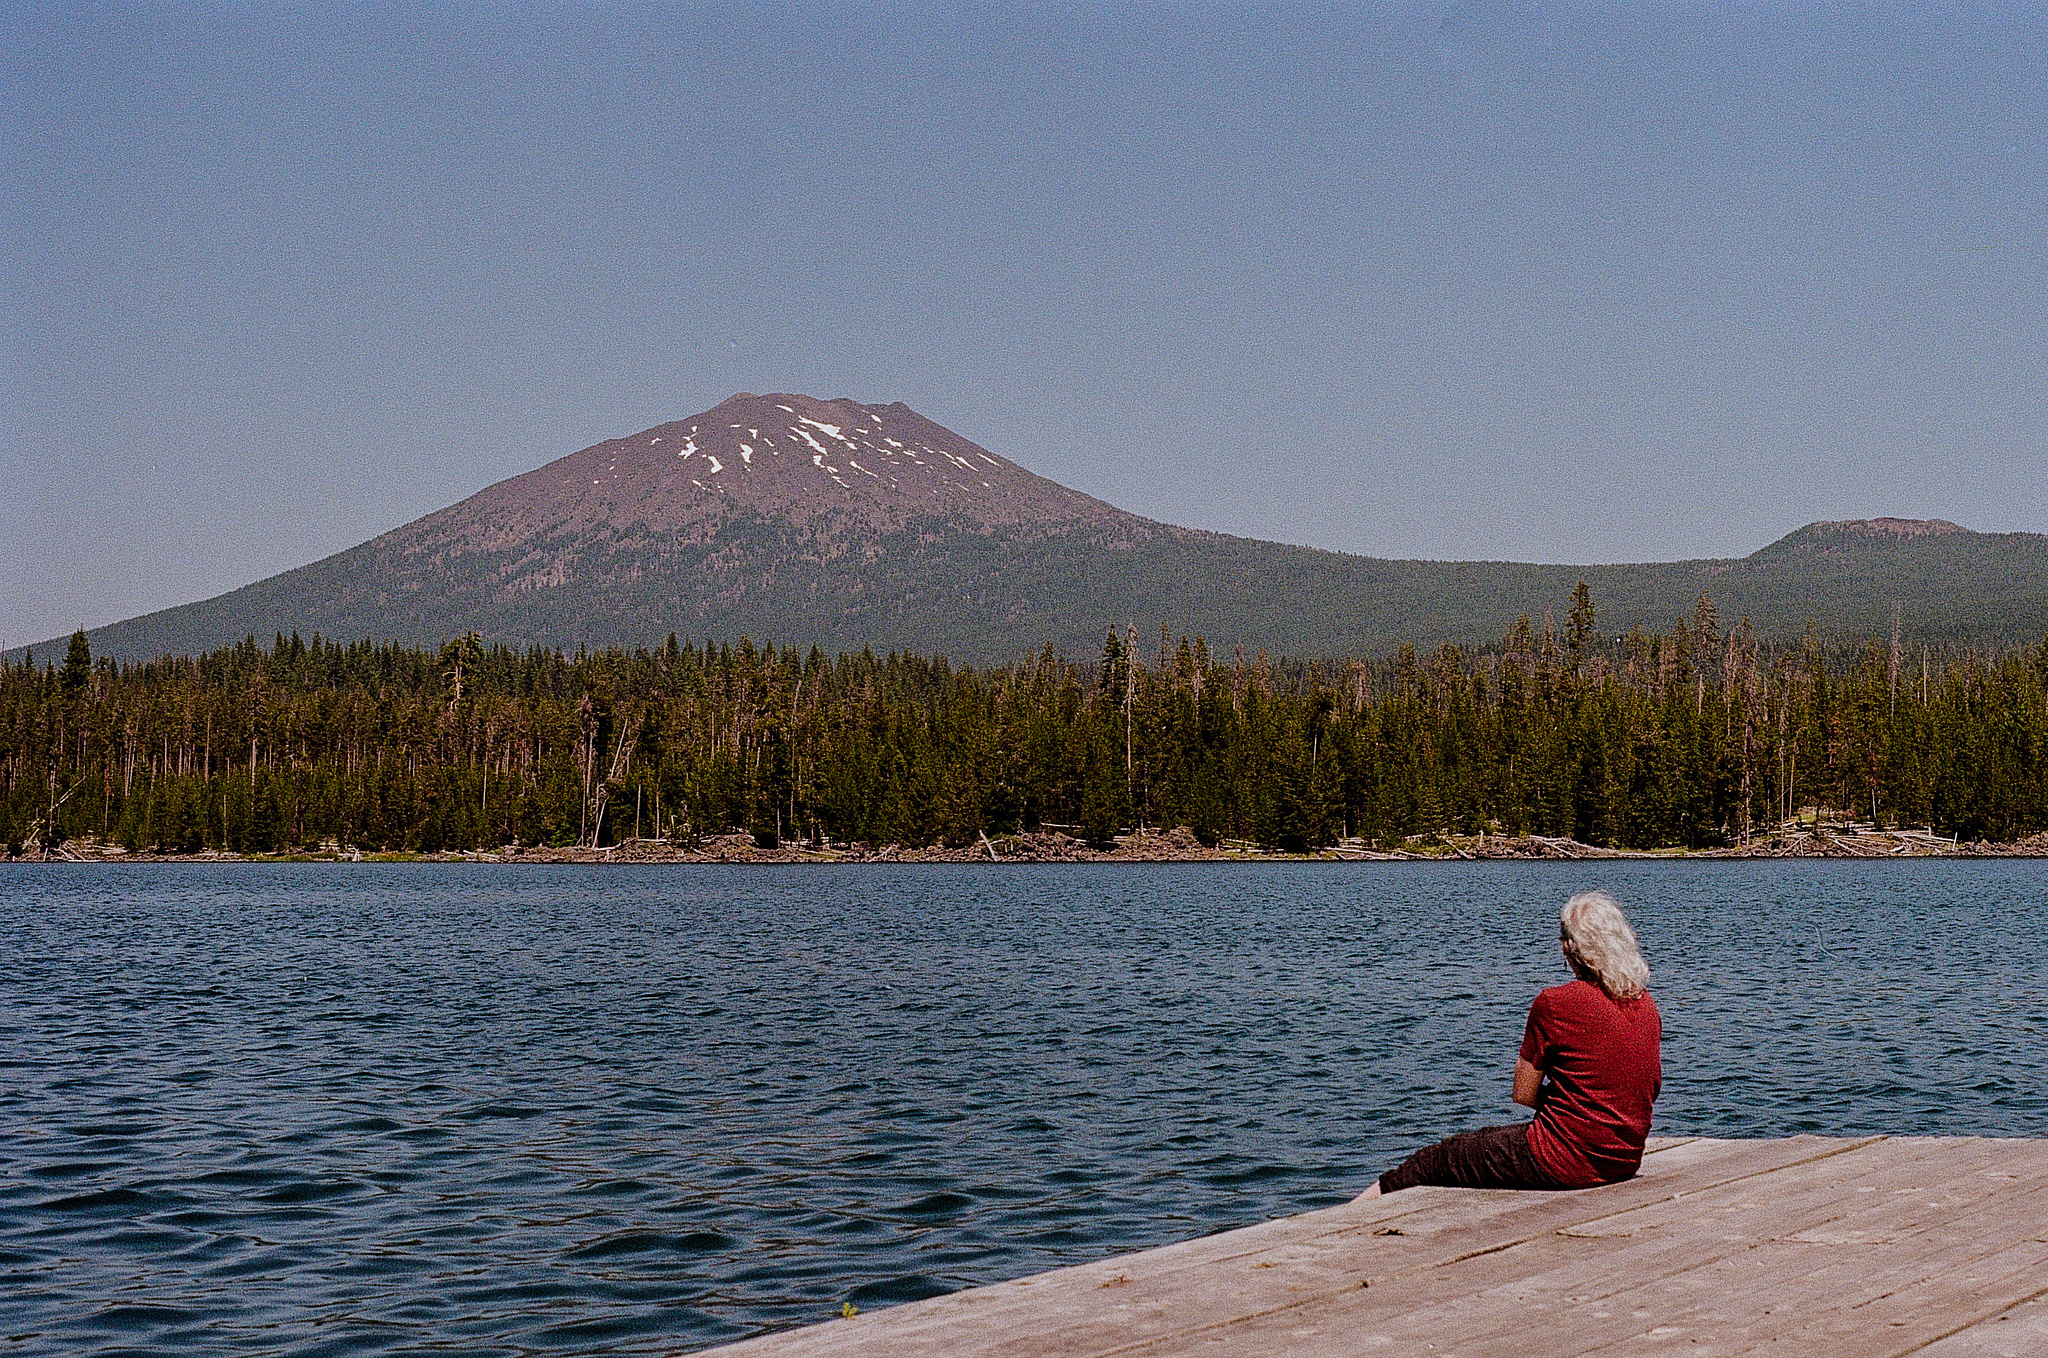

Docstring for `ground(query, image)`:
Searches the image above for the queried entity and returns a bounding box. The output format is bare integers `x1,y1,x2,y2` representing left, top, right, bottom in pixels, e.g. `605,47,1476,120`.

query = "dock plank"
1913,1297,2048,1357
693,1137,2048,1357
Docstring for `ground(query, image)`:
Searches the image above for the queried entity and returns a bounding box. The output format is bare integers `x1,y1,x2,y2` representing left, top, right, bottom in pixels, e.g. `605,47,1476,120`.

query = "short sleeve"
1519,990,1550,1067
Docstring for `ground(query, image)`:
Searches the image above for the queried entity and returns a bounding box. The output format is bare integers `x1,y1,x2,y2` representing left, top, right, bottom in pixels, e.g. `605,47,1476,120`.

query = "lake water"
3,861,2044,1356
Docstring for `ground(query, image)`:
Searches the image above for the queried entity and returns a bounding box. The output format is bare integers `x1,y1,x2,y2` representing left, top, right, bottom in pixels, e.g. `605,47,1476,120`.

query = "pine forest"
6,589,2046,858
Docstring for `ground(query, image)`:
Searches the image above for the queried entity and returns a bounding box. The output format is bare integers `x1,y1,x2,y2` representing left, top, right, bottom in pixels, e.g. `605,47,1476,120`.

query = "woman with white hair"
1359,890,1662,1198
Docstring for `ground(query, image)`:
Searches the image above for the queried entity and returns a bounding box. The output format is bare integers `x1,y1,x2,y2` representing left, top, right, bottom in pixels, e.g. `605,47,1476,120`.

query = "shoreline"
15,824,2047,865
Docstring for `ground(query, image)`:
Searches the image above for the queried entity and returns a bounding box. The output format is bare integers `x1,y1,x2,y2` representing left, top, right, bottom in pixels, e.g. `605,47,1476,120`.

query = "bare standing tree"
1124,621,1138,780
1693,591,1720,716
1890,603,1902,718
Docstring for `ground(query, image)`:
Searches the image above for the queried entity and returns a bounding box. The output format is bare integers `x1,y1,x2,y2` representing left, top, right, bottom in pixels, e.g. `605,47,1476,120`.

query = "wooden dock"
698,1136,2048,1357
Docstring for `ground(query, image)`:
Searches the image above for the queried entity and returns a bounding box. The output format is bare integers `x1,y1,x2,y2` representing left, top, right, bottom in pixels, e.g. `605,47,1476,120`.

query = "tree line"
4,589,2045,856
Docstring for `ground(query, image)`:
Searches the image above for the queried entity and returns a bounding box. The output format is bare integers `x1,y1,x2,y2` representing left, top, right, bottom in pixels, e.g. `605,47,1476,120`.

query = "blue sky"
4,3,2044,646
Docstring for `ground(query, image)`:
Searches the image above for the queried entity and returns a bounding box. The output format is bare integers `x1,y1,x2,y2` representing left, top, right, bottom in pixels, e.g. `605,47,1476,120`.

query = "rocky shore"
17,823,2048,864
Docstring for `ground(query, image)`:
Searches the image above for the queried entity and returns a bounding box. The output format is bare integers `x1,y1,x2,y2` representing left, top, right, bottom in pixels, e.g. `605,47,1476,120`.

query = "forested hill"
27,391,2048,664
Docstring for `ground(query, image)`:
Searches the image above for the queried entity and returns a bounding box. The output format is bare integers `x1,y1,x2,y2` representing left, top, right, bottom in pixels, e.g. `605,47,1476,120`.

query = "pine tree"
1566,582,1597,675
61,632,91,699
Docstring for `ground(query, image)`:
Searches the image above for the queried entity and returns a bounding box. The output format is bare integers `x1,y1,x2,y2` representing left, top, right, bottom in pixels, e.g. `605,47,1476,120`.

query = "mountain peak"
403,393,1132,564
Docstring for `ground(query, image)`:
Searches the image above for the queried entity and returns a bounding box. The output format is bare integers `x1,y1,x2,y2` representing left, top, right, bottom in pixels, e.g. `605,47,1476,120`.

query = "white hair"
1560,890,1650,1000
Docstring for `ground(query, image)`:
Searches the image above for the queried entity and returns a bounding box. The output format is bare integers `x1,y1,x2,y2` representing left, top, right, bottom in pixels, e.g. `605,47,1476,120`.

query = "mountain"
31,393,2048,665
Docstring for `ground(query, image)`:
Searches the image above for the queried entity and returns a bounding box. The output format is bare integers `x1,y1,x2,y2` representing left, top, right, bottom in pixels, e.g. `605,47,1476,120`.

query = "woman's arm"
1513,1058,1544,1109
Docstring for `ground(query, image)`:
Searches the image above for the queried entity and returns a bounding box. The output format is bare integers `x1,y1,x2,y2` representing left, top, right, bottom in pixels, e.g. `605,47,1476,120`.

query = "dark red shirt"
1519,978,1662,1188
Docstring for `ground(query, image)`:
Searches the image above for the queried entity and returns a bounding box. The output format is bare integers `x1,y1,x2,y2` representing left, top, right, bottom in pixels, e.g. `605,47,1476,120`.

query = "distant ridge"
27,395,2048,665
1808,517,1966,539
1773,518,1968,548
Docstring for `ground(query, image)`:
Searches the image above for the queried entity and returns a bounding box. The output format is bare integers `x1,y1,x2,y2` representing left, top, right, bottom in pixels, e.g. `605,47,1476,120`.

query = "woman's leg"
1375,1123,1559,1194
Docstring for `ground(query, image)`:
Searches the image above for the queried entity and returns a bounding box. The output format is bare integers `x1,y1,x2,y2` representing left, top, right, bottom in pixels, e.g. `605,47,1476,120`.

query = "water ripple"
2,859,2044,1355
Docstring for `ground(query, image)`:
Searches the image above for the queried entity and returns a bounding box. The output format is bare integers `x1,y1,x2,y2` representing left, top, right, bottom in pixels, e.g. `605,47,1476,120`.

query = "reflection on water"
2,861,2043,1355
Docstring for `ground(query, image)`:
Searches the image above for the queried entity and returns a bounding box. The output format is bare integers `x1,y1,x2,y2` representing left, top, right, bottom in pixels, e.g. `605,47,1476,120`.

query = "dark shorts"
1378,1122,1567,1194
